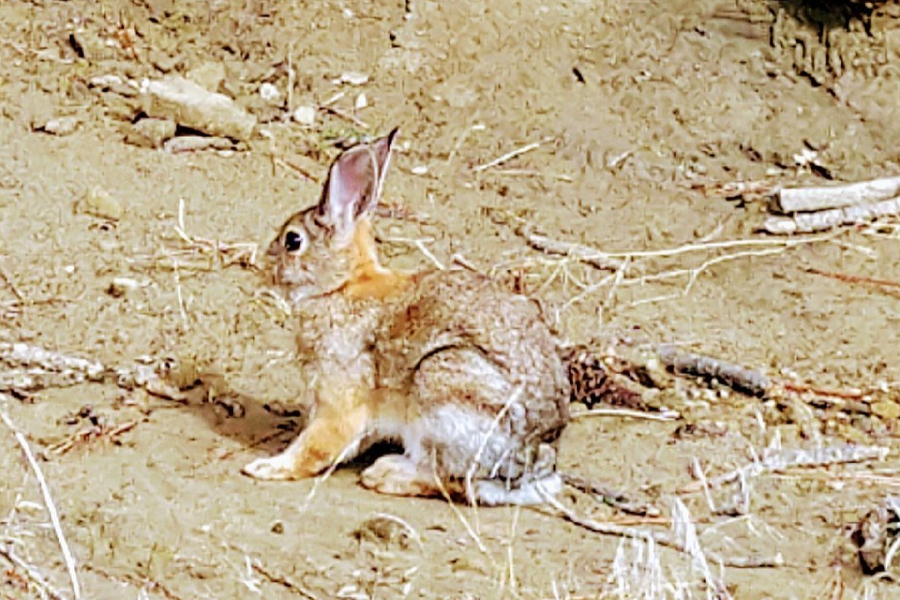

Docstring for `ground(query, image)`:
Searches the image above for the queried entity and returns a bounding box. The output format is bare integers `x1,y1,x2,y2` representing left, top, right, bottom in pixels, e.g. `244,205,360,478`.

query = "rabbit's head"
267,129,398,301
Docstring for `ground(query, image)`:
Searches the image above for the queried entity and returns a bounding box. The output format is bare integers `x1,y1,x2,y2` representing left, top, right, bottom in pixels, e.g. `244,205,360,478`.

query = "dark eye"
284,230,305,252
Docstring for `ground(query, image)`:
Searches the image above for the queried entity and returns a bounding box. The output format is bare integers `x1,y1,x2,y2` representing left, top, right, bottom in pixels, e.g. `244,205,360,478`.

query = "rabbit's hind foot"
474,472,562,506
360,454,444,498
360,453,562,506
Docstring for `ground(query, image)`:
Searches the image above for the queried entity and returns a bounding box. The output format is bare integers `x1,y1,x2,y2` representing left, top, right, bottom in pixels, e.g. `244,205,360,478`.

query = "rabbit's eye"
284,230,305,253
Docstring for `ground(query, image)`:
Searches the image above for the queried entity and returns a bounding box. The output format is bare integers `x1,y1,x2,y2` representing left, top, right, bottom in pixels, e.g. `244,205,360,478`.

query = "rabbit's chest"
294,296,382,368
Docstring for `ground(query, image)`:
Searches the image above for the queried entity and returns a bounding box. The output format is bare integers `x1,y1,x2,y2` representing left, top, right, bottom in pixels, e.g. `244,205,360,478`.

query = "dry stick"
0,546,67,600
764,195,900,234
776,175,900,213
679,444,889,494
0,410,81,600
472,137,552,173
537,486,783,569
517,223,625,271
0,343,104,379
658,345,770,397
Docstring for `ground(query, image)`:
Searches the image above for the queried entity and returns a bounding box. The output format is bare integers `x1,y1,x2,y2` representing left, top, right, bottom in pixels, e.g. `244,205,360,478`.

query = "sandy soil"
2,1,900,598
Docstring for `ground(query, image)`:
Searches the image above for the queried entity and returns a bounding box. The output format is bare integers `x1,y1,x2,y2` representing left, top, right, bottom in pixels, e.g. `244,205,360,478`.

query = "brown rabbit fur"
242,129,570,505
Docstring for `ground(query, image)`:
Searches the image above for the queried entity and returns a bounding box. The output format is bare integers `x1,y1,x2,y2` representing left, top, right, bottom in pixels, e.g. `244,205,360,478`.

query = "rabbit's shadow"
180,372,400,472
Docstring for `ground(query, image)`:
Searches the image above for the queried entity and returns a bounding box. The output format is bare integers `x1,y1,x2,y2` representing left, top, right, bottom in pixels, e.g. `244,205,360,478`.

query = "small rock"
292,105,317,126
107,277,141,297
186,61,226,93
354,92,368,110
89,74,122,88
77,185,122,220
338,71,369,86
164,135,234,154
88,74,138,97
259,82,280,103
125,117,177,149
36,116,79,136
141,75,256,141
411,165,428,175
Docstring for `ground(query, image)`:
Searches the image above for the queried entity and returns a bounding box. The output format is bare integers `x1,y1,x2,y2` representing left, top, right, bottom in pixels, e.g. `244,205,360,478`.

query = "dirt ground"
2,0,900,598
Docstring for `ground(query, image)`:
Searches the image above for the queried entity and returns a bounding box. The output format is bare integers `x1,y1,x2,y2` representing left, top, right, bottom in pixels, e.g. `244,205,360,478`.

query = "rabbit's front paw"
241,455,298,480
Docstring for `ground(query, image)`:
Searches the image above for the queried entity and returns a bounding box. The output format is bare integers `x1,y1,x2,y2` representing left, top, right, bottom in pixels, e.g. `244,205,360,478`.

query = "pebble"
259,82,280,102
77,185,122,220
338,71,369,86
292,105,317,126
36,116,79,136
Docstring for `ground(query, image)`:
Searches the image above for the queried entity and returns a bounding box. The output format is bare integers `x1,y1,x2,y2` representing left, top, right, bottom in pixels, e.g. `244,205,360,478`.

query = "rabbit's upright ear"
320,128,398,238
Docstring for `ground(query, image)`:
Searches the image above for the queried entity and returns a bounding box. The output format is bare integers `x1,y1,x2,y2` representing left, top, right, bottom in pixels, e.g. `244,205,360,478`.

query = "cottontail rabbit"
242,129,570,505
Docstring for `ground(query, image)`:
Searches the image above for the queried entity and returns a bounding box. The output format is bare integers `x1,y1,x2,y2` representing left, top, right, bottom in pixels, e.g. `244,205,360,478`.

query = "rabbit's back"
374,269,570,439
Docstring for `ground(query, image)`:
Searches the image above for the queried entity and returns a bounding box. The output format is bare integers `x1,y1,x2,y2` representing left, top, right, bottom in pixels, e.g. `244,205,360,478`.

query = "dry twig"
806,267,900,292
516,223,625,271
659,345,769,397
472,137,552,173
47,420,138,455
561,473,661,517
680,444,889,494
538,486,783,569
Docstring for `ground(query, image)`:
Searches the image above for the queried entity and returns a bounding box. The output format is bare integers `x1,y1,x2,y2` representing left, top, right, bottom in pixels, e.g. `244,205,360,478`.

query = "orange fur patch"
341,218,412,300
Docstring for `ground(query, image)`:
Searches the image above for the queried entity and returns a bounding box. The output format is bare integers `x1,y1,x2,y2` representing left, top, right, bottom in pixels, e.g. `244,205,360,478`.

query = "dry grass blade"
572,407,679,422
0,409,81,600
472,137,552,172
172,198,259,269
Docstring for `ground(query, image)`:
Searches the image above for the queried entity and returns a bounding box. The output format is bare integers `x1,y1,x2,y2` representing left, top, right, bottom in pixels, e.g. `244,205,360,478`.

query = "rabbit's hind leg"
406,349,561,505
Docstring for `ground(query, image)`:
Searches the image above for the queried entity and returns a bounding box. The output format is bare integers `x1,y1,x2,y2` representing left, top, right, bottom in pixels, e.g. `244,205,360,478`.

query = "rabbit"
241,128,570,505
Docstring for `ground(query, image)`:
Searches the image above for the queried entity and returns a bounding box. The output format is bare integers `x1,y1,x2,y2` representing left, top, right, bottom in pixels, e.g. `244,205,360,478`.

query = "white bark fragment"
777,175,900,213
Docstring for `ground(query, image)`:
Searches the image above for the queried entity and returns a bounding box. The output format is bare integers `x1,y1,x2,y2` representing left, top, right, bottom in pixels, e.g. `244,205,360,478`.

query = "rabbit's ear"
321,128,398,237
